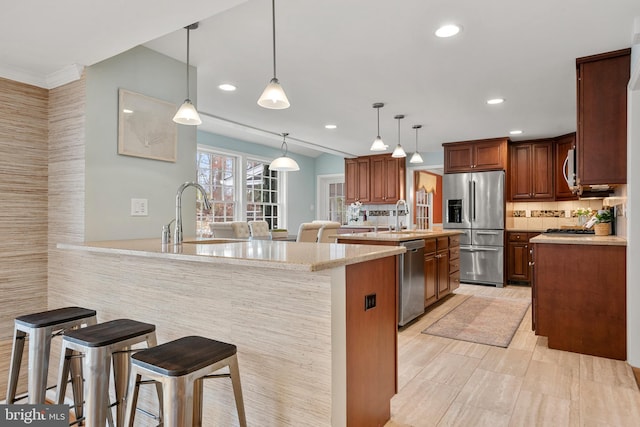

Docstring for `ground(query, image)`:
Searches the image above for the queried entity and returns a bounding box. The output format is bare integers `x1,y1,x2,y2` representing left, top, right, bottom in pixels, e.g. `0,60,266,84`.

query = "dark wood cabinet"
424,239,437,307
371,155,405,203
507,231,539,284
532,242,626,360
554,133,578,200
443,137,508,173
509,139,554,201
345,157,370,203
345,154,405,204
576,48,630,186
436,237,450,296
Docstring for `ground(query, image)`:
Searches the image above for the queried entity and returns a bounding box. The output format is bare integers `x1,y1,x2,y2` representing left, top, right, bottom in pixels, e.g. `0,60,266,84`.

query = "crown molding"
46,64,84,89
0,63,84,89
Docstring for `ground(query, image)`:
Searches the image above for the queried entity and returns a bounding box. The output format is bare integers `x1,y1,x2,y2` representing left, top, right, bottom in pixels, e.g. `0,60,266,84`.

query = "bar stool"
55,319,158,427
124,335,247,427
6,307,97,406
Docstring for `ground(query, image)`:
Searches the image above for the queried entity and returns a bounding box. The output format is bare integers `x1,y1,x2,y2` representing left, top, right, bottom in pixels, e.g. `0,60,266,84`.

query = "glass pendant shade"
173,99,202,125
258,78,290,109
370,136,388,151
269,133,299,171
392,144,407,158
410,151,424,163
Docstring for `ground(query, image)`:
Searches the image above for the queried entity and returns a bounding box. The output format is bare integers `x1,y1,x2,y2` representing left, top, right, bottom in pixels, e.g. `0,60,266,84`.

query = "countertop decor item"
257,0,290,109
173,23,202,125
593,209,612,235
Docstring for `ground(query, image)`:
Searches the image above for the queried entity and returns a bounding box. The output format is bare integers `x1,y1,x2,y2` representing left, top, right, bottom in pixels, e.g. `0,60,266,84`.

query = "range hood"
575,184,615,199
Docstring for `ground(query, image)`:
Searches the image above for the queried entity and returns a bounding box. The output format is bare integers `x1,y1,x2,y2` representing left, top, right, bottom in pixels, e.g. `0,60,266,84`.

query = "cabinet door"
554,133,578,200
474,139,507,171
356,158,370,202
437,250,450,296
507,241,529,282
424,251,437,307
531,141,554,200
509,144,533,200
444,143,474,173
345,159,358,203
370,155,387,203
383,156,402,202
577,49,630,185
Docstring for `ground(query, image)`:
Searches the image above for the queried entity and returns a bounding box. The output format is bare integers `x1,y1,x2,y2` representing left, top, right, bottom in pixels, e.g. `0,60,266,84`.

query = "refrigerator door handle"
472,180,476,221
468,180,473,221
476,231,500,235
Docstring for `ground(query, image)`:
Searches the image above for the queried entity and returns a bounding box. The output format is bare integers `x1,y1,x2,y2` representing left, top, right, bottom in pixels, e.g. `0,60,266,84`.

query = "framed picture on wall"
118,89,178,162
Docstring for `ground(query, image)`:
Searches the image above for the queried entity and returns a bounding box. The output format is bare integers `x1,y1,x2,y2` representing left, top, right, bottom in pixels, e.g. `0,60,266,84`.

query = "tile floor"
386,284,640,427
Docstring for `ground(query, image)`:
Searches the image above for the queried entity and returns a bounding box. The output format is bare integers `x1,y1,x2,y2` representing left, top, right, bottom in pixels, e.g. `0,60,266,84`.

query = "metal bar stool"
55,319,158,427
124,335,247,427
6,307,97,406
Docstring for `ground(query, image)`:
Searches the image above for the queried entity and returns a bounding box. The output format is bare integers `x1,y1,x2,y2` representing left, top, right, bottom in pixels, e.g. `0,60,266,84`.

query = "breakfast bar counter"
51,239,404,426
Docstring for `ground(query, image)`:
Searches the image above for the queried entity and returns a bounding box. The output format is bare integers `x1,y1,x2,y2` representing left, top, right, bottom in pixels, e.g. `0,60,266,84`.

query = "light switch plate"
131,198,148,216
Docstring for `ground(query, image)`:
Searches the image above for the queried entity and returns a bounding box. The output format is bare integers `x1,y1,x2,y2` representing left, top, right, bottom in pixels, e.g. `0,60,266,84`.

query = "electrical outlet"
131,198,148,216
364,293,376,311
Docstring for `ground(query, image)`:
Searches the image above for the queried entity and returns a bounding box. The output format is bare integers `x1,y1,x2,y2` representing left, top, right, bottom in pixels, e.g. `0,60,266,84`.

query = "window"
196,147,283,236
245,159,281,229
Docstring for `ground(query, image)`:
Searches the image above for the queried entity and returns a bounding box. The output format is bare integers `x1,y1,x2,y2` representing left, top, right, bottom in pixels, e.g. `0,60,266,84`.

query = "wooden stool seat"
125,336,247,427
62,318,155,347
6,306,97,406
15,307,96,328
132,336,237,376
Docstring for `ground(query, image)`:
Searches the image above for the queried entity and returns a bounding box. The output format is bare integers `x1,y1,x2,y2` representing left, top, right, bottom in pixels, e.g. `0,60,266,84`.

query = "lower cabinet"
425,236,458,309
507,231,539,284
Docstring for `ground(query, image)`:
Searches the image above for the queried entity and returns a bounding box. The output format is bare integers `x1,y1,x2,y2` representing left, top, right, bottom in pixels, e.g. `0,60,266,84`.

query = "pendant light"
173,23,202,125
410,125,424,164
370,102,388,151
391,115,407,158
258,0,290,109
269,133,300,171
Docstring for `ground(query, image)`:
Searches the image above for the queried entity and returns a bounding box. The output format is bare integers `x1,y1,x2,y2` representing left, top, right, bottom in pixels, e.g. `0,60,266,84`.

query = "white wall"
85,46,198,241
627,43,640,367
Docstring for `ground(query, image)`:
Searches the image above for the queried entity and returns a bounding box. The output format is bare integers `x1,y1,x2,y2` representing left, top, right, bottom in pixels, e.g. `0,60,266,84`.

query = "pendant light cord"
271,0,277,79
377,107,381,136
186,27,191,99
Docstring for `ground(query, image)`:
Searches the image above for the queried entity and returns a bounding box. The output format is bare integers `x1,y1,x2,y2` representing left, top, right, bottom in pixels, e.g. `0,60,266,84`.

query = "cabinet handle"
525,244,528,248
528,261,535,266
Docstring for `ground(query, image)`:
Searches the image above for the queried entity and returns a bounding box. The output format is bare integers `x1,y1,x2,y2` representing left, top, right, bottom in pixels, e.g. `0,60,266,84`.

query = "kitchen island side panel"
534,243,626,360
49,249,336,426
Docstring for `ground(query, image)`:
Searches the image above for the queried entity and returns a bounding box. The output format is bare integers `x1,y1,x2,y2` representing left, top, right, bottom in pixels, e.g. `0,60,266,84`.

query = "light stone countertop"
336,229,462,242
530,234,627,246
57,238,405,272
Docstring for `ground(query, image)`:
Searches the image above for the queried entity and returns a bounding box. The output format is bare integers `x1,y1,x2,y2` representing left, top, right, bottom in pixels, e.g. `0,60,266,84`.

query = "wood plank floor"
386,284,640,427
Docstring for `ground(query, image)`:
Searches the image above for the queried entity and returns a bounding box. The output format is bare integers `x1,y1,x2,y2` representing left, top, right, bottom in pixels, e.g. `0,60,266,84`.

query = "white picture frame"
118,89,178,162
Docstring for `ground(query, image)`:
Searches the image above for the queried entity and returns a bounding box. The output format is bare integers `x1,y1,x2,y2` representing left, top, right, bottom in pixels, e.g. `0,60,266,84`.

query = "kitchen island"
530,234,627,360
51,239,404,426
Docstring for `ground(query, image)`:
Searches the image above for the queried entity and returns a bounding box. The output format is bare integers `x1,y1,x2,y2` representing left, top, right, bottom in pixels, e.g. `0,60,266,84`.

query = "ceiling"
2,1,639,159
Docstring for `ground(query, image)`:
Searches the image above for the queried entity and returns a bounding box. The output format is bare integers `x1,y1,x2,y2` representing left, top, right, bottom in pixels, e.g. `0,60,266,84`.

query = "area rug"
422,295,531,348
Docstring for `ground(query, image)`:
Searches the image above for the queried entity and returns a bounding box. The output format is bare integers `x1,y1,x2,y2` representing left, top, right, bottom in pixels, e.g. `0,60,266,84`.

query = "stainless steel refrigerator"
443,171,505,287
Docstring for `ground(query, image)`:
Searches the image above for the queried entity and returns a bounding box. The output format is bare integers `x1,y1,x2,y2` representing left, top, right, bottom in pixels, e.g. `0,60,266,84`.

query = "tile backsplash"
506,200,604,231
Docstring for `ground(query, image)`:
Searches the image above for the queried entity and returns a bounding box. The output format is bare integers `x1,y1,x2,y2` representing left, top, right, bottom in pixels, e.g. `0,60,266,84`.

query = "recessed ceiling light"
510,130,523,135
487,98,505,105
218,83,237,92
325,124,337,129
435,24,461,38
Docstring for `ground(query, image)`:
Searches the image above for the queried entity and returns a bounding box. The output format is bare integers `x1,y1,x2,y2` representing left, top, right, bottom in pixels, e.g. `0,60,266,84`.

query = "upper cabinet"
443,137,508,173
554,133,578,201
345,157,370,203
576,48,630,186
345,154,405,204
509,139,554,201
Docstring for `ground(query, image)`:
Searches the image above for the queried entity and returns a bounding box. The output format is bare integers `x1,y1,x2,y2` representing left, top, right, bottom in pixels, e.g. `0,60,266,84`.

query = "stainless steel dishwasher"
398,239,426,326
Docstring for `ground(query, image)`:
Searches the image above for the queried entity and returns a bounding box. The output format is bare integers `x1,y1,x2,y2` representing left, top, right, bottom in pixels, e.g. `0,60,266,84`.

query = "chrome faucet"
395,199,409,231
174,182,211,245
